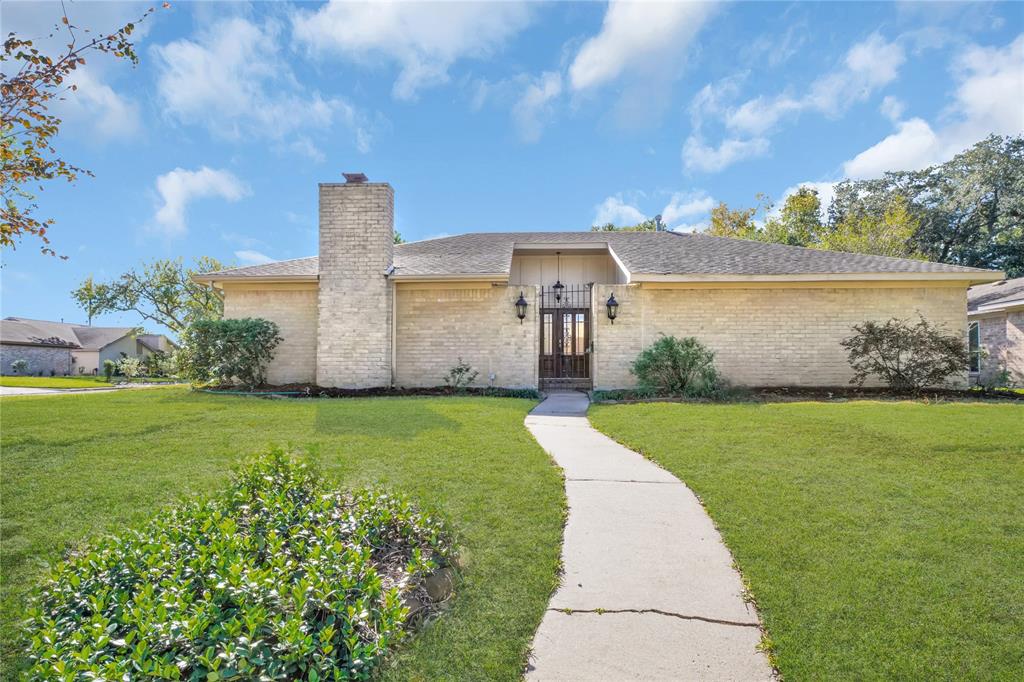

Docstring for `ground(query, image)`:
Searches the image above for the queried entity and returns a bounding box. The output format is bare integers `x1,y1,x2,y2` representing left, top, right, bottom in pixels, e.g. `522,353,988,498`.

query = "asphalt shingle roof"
968,276,1024,313
197,231,998,281
1,317,137,349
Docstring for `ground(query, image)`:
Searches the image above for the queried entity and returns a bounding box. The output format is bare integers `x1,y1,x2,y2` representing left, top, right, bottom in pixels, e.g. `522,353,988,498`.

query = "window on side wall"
968,321,981,373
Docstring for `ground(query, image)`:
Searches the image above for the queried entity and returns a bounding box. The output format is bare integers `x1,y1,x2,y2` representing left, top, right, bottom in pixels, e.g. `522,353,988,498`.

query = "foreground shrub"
841,315,968,393
117,356,142,382
10,359,29,374
24,450,453,681
102,358,116,382
442,358,479,392
630,335,721,397
178,318,282,388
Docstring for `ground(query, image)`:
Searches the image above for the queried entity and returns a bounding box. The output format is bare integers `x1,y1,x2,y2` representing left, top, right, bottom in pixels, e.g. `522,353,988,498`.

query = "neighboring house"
0,318,176,376
193,175,1002,391
967,277,1024,386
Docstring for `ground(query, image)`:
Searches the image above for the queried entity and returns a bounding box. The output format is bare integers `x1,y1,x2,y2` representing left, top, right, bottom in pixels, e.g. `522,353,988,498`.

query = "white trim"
512,241,609,252
389,273,509,282
633,271,1003,284
606,246,632,284
973,297,1024,314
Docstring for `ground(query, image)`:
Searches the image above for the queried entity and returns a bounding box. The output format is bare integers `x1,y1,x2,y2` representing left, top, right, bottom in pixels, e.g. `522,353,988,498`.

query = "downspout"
385,265,396,387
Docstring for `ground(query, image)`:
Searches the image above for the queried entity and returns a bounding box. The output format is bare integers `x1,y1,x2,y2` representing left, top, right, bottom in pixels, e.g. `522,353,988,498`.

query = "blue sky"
2,0,1022,333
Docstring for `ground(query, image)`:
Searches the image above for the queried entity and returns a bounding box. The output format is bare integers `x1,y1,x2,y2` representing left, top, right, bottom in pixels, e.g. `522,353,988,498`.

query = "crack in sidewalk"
550,607,760,628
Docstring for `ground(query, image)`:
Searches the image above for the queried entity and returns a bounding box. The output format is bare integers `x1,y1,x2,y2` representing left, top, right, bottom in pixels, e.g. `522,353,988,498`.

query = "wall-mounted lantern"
515,292,528,323
606,293,619,323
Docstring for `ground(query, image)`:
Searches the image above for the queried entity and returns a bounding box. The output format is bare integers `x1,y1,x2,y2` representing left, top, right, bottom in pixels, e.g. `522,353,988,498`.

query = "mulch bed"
595,386,1024,404
200,384,541,399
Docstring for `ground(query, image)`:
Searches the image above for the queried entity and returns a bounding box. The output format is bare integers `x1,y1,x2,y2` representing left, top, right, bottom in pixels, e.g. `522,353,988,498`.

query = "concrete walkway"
525,392,772,681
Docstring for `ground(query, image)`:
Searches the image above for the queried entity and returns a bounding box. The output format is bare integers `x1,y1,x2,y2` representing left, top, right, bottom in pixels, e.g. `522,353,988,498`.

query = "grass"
0,376,180,389
1,389,564,680
589,400,1024,680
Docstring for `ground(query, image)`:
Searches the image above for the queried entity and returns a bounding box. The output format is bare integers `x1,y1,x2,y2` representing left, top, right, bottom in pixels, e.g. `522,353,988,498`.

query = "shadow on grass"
314,398,460,440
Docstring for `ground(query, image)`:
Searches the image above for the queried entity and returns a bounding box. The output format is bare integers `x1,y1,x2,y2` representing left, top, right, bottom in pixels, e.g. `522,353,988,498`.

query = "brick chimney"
316,174,394,388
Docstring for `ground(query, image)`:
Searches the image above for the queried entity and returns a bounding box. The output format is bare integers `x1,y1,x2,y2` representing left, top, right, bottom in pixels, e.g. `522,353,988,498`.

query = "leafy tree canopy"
1,4,160,257
72,257,224,335
591,217,662,232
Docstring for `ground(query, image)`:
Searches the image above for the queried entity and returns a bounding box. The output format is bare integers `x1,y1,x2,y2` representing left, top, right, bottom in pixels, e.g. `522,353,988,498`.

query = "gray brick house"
0,318,175,376
193,175,1002,391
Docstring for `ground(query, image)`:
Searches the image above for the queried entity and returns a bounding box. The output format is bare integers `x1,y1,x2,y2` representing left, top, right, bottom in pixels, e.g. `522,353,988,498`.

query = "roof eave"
192,274,318,286
633,271,1005,285
390,273,510,282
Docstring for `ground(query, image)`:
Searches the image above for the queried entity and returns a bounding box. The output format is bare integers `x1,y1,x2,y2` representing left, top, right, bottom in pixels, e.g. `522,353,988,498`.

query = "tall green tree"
763,187,823,246
1,5,159,257
830,135,1024,275
821,195,922,258
72,257,224,335
705,194,770,240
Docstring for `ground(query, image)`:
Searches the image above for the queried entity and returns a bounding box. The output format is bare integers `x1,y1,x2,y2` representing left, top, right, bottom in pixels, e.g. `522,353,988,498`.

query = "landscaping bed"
591,385,1024,404
1,388,563,680
590,400,1024,679
201,384,542,400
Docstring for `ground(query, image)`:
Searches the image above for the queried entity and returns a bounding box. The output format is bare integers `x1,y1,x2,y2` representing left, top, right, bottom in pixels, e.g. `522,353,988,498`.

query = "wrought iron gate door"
539,285,591,389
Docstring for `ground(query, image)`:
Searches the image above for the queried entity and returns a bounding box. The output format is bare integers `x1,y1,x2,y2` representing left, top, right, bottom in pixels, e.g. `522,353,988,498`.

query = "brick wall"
395,285,539,388
975,311,1024,386
223,286,318,384
316,182,394,388
593,283,969,389
0,344,73,376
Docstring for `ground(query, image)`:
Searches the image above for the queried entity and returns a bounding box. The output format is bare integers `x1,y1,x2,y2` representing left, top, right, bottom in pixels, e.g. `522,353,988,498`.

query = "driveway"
524,391,772,681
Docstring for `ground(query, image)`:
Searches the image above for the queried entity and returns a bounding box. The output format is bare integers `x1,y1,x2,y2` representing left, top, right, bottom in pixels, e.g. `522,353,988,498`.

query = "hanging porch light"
515,292,528,323
606,293,619,323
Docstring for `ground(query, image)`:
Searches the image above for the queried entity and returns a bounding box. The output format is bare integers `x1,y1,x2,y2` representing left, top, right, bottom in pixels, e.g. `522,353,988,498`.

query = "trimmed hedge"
24,450,452,681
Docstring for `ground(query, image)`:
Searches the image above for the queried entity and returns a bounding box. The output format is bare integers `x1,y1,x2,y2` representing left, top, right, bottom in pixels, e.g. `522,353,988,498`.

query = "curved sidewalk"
525,392,772,681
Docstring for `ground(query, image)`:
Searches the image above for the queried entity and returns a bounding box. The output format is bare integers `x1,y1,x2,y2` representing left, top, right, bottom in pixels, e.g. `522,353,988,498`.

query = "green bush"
630,335,721,397
442,358,479,392
11,359,29,374
841,315,968,393
102,359,116,382
178,318,282,388
23,450,453,681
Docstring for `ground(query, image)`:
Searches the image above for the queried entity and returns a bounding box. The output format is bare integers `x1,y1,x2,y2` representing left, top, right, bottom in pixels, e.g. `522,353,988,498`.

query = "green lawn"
0,376,180,389
590,401,1024,680
0,376,113,388
1,389,563,680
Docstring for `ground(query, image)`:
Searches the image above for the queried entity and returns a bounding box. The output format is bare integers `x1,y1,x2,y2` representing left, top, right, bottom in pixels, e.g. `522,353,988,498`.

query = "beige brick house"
967,277,1024,386
193,176,1002,390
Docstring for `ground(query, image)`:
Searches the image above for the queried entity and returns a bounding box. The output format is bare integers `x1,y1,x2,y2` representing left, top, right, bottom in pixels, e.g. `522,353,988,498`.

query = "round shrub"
630,335,721,397
24,451,453,681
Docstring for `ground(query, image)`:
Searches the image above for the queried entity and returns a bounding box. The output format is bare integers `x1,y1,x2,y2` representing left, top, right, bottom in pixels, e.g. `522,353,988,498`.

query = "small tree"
11,359,29,374
178,318,282,388
630,335,720,397
117,356,142,383
442,358,479,392
102,359,117,382
840,316,968,393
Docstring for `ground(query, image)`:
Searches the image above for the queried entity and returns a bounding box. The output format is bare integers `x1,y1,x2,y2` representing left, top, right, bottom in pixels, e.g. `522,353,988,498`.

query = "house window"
968,321,981,373
543,313,553,355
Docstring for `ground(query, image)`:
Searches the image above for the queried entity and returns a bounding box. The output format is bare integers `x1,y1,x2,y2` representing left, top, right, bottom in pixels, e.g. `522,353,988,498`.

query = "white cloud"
62,68,141,140
593,196,646,226
879,95,905,122
154,17,371,150
689,74,746,132
569,1,715,92
661,191,715,227
152,167,249,237
593,190,716,230
843,34,1024,178
683,135,770,173
234,250,275,265
843,118,941,179
292,1,533,100
512,71,562,143
726,32,905,137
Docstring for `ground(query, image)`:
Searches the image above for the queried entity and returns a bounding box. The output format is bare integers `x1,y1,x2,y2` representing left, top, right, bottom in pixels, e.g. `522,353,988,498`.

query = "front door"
539,285,591,390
